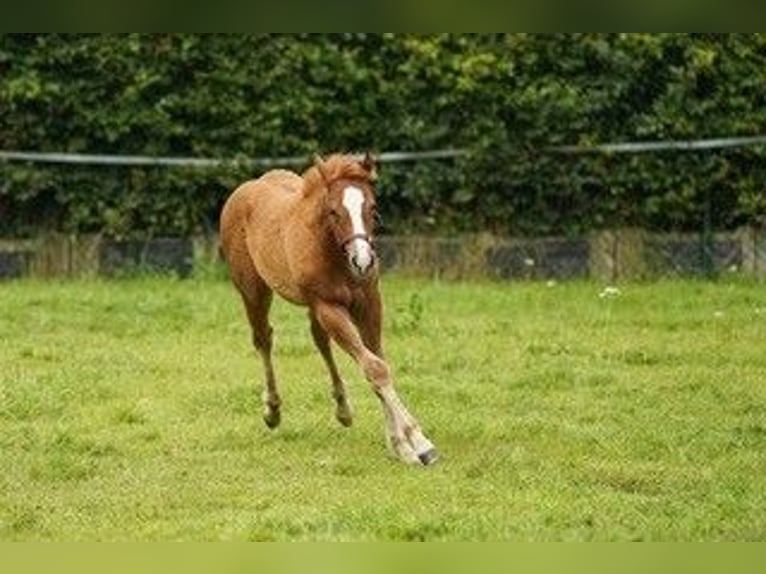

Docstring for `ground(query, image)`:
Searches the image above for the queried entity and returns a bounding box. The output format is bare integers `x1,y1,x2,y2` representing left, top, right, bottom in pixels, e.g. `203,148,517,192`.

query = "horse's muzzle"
342,234,376,278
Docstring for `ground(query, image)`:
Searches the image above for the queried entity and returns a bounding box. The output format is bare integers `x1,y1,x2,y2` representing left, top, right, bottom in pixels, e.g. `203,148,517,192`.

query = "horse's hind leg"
240,283,281,429
309,312,353,427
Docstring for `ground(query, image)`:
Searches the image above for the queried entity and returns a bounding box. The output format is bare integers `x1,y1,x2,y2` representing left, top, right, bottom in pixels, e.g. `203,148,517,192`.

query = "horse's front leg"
309,311,353,427
313,300,437,465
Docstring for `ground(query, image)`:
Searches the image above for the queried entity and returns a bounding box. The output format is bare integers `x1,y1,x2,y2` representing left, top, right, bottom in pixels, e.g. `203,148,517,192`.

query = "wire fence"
1,226,764,281
3,134,766,167
1,136,765,281
376,227,766,281
0,148,467,168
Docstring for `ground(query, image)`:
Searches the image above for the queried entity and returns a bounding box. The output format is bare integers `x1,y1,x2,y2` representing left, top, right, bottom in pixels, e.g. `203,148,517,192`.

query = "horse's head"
313,153,380,281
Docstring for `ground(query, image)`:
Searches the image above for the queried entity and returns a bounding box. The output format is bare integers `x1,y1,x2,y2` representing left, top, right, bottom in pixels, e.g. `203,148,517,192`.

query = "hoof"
335,399,353,428
263,410,281,429
336,414,353,428
417,447,438,466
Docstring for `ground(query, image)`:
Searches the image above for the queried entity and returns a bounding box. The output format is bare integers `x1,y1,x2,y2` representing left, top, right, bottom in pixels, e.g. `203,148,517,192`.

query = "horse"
219,153,437,465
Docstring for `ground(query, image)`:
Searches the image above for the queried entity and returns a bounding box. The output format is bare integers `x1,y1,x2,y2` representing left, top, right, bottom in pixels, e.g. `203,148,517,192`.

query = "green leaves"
1,34,765,239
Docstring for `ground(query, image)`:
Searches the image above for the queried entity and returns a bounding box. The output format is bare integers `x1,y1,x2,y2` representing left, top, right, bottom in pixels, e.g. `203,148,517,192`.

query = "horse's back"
220,168,305,302
220,169,301,236
253,169,304,198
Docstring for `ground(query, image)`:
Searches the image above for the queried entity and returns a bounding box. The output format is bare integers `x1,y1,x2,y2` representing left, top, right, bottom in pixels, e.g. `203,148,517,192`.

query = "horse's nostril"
350,251,372,275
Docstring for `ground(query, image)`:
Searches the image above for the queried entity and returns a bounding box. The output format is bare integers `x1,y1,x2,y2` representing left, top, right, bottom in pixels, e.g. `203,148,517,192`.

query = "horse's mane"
302,154,375,197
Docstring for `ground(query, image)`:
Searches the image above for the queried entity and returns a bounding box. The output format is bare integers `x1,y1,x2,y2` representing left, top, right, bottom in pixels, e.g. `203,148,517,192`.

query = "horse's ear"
360,152,378,181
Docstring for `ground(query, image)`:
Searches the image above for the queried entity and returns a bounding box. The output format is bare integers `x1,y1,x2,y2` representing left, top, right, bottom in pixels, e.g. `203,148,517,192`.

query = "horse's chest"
252,249,306,304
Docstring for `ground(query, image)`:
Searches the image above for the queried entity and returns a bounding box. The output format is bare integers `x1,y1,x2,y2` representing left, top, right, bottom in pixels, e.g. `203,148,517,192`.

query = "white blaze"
342,186,373,275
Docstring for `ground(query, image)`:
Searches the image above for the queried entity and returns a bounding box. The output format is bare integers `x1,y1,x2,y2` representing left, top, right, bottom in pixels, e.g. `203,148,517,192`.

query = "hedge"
1,33,765,238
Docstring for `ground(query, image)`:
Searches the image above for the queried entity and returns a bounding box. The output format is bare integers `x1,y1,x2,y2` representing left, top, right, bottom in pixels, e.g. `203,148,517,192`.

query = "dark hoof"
337,416,353,428
335,401,353,428
418,447,438,466
263,410,281,429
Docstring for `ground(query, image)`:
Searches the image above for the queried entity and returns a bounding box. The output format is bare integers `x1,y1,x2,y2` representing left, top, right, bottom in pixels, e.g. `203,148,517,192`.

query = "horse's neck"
296,187,322,220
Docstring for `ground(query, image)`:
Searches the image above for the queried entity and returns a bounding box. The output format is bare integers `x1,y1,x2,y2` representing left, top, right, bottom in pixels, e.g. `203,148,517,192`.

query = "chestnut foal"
219,153,437,465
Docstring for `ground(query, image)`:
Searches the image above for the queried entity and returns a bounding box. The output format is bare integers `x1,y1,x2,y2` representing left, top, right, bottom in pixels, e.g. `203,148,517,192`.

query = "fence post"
24,233,102,277
753,226,766,278
69,234,103,276
459,233,498,279
760,228,766,278
589,228,646,282
29,233,71,277
589,230,616,281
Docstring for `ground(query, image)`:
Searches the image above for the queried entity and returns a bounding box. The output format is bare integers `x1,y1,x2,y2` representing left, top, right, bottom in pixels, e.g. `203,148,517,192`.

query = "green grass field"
1,274,764,541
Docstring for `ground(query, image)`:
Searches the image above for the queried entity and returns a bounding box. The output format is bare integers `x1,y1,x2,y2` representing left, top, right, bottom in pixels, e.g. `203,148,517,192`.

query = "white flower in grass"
598,286,621,299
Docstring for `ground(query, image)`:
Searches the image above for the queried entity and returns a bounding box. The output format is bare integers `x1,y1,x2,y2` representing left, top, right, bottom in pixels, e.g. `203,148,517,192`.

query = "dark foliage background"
1,33,765,238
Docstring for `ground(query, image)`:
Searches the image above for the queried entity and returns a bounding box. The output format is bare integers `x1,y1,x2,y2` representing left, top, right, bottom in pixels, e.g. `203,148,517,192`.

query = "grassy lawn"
0,274,764,540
